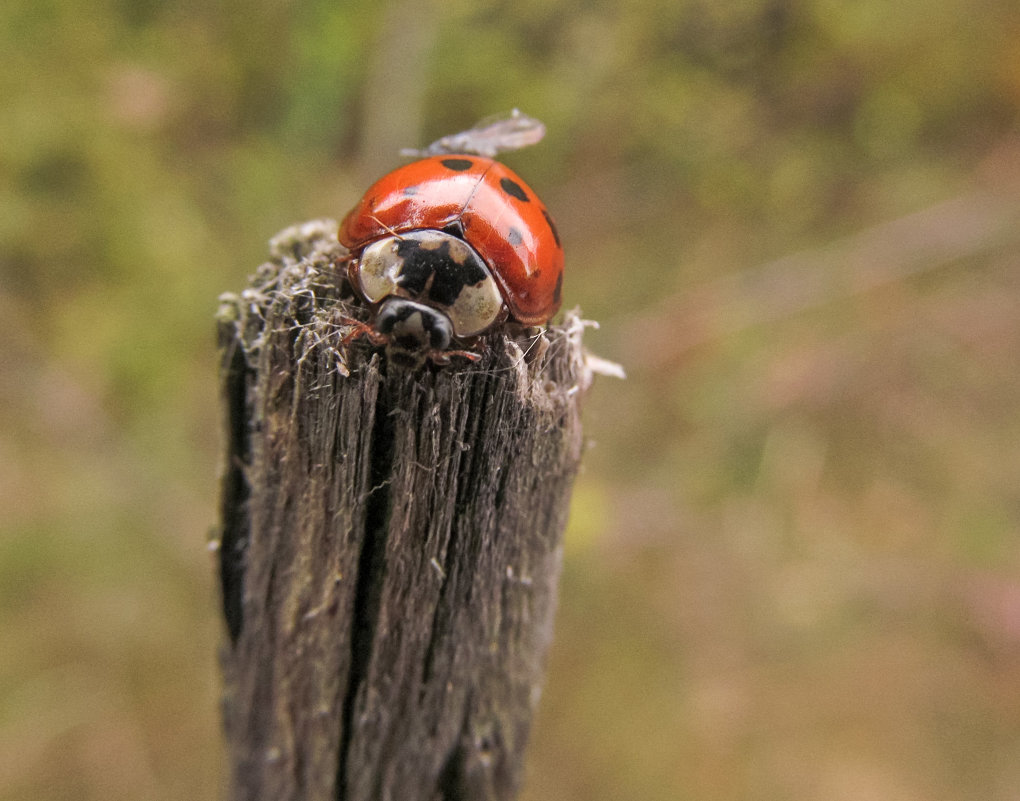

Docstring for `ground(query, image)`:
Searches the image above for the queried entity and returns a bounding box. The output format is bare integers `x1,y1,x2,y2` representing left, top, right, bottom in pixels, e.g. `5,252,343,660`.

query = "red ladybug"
337,153,563,364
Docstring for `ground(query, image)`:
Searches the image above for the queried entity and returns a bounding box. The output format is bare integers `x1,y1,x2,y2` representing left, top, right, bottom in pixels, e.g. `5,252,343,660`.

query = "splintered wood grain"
215,221,587,801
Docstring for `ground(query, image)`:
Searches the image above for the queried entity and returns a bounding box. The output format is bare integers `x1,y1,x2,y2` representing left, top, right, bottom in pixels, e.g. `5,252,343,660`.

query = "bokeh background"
4,0,1020,798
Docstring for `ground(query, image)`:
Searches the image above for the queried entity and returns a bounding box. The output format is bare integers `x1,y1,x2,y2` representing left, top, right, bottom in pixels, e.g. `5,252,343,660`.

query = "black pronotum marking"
440,158,474,171
394,237,488,307
541,209,561,248
499,177,529,202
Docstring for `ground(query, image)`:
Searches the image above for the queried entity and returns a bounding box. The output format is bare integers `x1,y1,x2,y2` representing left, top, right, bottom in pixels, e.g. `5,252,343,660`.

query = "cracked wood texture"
215,220,587,801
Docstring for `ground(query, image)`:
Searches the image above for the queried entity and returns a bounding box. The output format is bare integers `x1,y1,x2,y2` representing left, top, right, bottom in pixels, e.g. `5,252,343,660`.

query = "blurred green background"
3,0,1020,798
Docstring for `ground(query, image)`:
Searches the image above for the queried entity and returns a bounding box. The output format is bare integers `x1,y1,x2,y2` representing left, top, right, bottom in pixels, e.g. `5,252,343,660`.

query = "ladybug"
337,152,563,366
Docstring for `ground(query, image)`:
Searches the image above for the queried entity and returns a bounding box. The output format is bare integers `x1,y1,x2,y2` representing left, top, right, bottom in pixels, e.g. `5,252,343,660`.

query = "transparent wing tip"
402,109,547,158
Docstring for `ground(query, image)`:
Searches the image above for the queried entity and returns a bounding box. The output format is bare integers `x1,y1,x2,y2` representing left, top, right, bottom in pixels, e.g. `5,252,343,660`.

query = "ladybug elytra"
338,130,563,366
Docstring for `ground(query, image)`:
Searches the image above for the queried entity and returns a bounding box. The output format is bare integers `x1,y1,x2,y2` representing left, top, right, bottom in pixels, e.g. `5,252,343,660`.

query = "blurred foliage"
2,0,1020,798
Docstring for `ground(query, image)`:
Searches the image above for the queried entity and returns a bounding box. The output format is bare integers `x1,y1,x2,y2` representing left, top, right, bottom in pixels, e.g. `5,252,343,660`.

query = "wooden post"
214,220,589,801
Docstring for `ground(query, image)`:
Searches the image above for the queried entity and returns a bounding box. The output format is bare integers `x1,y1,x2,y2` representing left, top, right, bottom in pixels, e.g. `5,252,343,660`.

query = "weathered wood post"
214,218,593,801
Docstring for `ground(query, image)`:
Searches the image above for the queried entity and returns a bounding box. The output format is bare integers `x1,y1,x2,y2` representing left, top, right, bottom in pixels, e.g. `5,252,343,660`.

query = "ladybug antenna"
400,109,546,159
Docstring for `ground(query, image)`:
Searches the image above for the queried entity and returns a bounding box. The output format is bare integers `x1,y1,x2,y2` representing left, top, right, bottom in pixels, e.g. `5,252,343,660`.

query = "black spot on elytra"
506,227,523,247
441,158,473,171
499,177,529,202
541,209,561,248
394,238,488,307
553,270,563,305
403,185,419,196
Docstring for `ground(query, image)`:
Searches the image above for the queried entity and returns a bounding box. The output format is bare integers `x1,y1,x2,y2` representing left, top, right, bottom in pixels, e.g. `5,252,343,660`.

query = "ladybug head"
374,297,453,367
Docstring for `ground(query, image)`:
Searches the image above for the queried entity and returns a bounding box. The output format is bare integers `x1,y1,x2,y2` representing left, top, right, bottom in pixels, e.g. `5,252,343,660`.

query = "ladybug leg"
430,348,482,365
329,252,364,297
331,252,354,274
332,311,388,347
344,324,388,348
327,253,356,299
435,335,487,364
